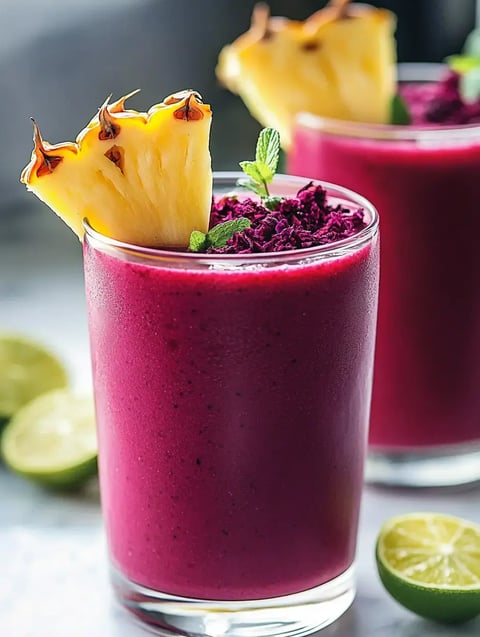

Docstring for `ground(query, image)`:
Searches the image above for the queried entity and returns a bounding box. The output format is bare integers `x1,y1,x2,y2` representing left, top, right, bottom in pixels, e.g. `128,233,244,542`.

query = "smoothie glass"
289,64,480,488
83,173,379,637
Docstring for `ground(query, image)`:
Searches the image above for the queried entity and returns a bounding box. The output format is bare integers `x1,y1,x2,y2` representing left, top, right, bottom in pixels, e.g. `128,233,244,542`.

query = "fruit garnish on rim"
20,90,212,248
21,94,366,255
216,0,396,148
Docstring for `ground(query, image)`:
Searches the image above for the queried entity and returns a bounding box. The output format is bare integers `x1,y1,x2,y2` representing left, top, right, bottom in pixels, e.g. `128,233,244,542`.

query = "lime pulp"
376,512,480,624
1,388,97,489
0,334,68,419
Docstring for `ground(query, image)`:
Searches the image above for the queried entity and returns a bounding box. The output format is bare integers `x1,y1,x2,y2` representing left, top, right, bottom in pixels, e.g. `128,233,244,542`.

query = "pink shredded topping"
207,183,366,254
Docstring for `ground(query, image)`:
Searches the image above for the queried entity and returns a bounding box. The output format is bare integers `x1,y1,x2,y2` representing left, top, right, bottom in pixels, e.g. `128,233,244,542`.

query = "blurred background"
0,0,477,217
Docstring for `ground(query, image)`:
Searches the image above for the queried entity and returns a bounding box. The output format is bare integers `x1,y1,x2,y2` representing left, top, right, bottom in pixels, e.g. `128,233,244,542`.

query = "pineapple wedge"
21,90,212,248
217,1,396,148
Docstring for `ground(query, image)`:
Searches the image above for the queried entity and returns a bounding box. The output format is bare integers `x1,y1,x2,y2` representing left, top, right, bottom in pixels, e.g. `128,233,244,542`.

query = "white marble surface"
1,206,480,637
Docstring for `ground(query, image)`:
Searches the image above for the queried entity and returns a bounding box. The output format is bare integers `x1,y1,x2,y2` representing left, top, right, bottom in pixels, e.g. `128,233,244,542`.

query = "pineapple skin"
217,3,397,149
21,91,212,248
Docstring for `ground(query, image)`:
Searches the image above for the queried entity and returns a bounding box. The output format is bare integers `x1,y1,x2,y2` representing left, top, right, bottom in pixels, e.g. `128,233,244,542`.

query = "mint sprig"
189,217,251,252
189,230,208,252
463,28,480,58
445,28,480,102
238,128,281,197
189,129,281,252
390,93,411,125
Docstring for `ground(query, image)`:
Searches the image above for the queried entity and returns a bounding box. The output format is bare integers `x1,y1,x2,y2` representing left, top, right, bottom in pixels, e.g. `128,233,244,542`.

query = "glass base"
112,564,355,637
366,442,480,487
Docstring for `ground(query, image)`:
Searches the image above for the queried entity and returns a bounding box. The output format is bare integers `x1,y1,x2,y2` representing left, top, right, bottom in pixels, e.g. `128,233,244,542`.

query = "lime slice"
1,389,97,489
376,512,480,624
0,335,68,419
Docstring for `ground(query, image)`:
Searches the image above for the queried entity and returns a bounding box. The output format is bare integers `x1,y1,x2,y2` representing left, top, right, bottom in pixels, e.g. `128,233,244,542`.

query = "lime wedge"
1,389,97,489
0,335,68,419
376,512,480,624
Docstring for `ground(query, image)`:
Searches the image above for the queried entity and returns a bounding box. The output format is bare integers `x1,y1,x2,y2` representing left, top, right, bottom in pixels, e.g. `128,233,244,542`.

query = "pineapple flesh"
21,90,212,248
217,1,397,148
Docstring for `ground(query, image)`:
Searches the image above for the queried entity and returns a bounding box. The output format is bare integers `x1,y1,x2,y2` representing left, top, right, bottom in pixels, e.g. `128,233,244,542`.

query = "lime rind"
0,334,68,418
376,512,480,623
1,388,97,490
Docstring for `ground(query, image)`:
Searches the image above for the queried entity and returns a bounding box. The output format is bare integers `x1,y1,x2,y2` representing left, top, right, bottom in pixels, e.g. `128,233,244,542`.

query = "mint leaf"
463,28,480,58
390,93,411,125
255,161,274,183
446,54,480,74
207,217,251,248
460,67,480,102
239,161,265,185
189,219,251,252
238,128,282,198
256,128,281,174
236,177,268,197
263,196,283,211
189,230,207,252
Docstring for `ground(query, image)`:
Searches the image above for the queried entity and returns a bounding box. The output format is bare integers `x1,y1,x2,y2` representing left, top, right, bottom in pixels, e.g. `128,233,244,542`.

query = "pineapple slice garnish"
217,0,396,148
20,90,212,248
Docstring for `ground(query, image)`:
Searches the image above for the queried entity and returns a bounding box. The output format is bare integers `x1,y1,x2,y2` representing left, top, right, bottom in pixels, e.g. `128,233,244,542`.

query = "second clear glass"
289,64,480,488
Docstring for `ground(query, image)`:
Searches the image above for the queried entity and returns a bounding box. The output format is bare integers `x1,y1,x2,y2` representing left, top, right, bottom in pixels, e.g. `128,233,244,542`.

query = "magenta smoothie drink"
83,175,379,604
289,68,480,486
20,85,379,635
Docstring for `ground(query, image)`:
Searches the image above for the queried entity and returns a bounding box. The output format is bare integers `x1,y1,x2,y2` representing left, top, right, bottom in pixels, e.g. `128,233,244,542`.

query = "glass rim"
83,172,378,266
295,62,480,142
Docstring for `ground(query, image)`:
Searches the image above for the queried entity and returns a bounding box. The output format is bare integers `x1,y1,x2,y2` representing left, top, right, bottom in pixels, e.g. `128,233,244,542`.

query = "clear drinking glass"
83,173,379,637
289,64,480,488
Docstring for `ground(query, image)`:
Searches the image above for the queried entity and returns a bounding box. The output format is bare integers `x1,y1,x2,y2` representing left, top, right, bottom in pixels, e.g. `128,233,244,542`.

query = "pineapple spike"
101,93,113,108
24,119,65,179
307,0,351,29
98,98,121,141
328,0,351,18
251,3,271,39
163,89,204,106
329,0,350,9
109,89,141,113
172,91,206,121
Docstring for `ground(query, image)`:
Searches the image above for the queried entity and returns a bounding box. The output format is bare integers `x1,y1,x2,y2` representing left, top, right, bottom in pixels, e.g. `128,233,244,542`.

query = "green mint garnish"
460,67,480,102
390,93,411,125
446,54,480,74
238,127,281,197
189,230,207,252
207,218,251,247
463,28,480,58
190,128,281,254
189,217,251,252
445,28,480,102
255,126,281,175
236,177,268,197
263,196,283,211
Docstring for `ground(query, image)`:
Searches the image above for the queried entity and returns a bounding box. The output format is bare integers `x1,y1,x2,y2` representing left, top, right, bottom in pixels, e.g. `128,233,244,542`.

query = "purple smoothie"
289,71,480,452
84,177,379,600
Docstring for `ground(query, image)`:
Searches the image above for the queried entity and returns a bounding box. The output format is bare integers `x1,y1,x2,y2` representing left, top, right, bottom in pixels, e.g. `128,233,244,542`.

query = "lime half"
1,389,97,489
376,512,480,624
0,335,68,419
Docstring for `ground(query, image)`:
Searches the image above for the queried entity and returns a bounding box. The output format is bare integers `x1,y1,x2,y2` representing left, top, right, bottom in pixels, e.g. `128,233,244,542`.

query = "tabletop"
1,206,479,637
